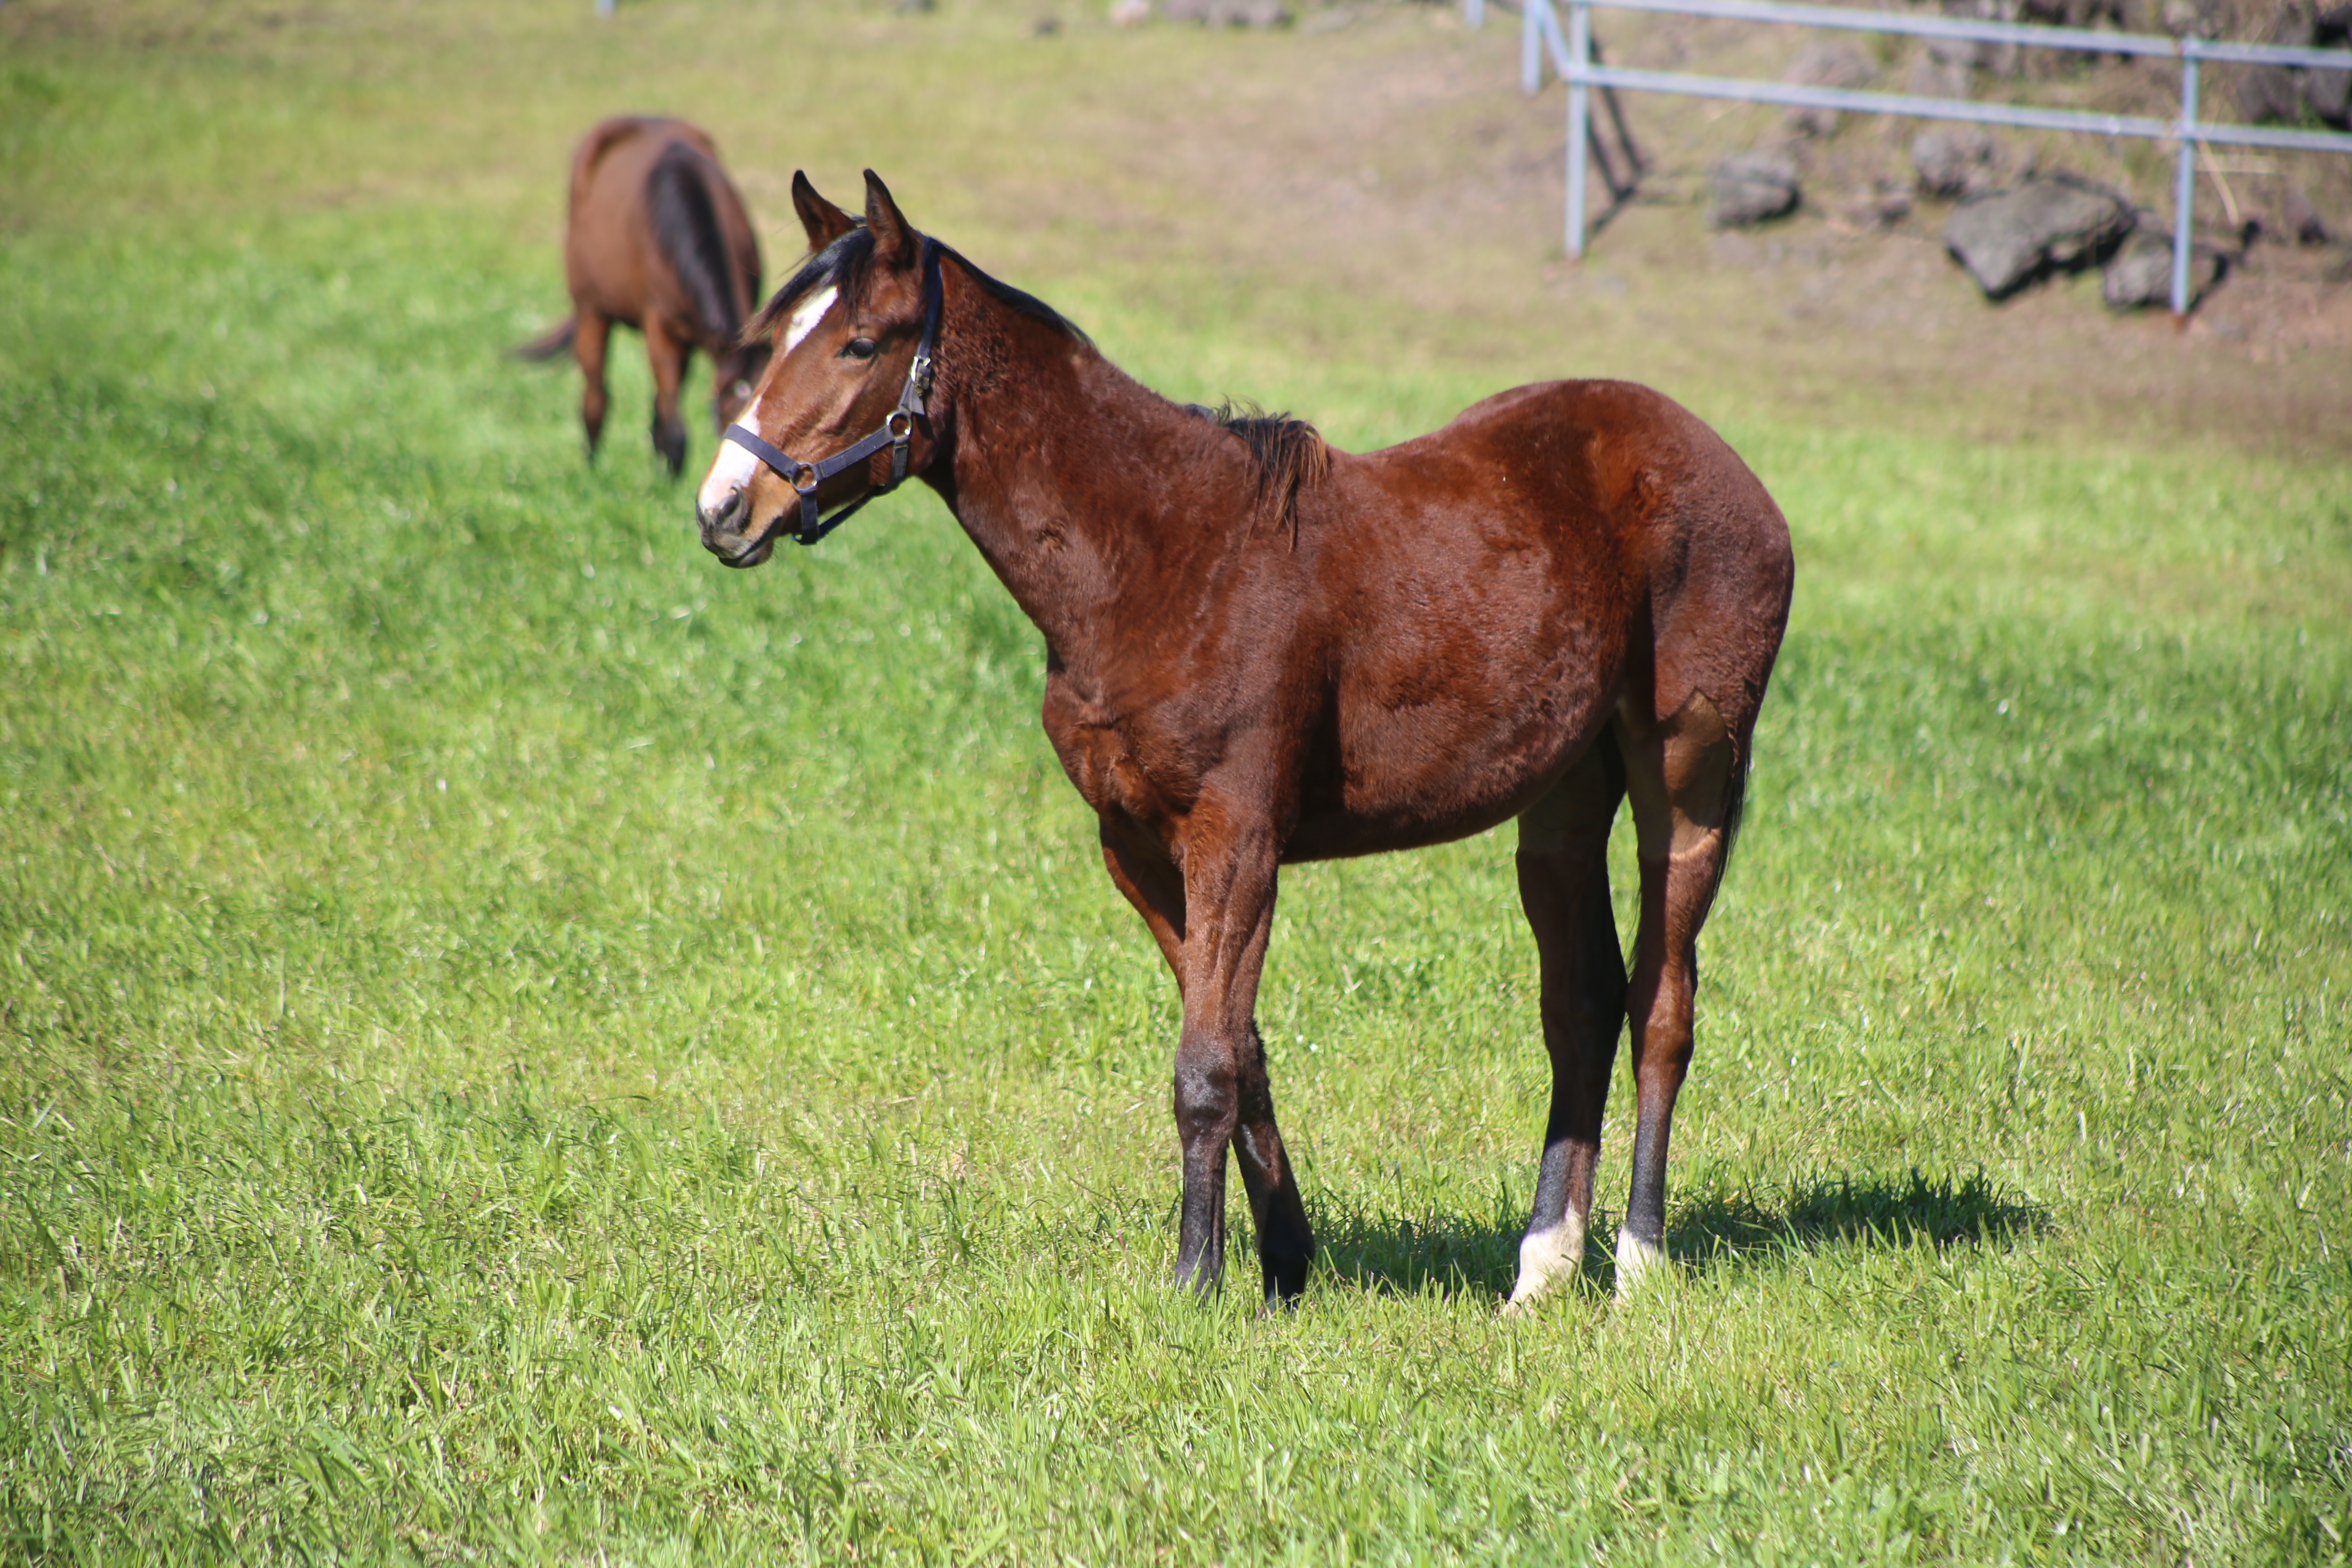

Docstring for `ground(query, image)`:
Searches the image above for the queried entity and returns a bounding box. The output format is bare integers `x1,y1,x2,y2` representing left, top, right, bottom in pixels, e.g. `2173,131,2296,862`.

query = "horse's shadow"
1311,1167,2045,1302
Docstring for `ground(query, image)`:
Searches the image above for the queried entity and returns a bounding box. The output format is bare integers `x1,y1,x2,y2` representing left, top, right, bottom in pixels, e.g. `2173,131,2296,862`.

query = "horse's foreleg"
1230,1010,1316,1307
1162,814,1303,1302
644,320,690,478
1616,690,1738,1295
1506,740,1627,1311
575,310,611,461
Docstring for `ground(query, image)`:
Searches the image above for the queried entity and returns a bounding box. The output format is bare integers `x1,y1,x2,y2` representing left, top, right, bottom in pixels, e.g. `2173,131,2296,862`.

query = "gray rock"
1907,55,1974,98
2101,229,2174,307
1942,175,2134,298
2282,185,2333,245
1163,0,1290,22
1912,127,2002,198
2237,64,2303,122
1938,0,2021,73
2102,227,2223,310
1707,150,1802,227
2306,60,2351,126
1780,44,1877,136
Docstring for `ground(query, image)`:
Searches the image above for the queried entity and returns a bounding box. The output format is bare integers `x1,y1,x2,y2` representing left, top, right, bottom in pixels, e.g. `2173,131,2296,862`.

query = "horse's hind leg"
644,320,690,477
1506,739,1628,1310
574,309,612,461
1614,687,1742,1293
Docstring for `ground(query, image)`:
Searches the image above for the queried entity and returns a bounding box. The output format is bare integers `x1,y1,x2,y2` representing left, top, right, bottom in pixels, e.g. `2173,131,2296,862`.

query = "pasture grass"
4,2,2351,1562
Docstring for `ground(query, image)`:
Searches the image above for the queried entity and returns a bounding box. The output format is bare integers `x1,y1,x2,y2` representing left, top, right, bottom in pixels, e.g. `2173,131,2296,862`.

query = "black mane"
646,143,753,346
744,224,1090,348
746,232,1327,527
1185,400,1330,534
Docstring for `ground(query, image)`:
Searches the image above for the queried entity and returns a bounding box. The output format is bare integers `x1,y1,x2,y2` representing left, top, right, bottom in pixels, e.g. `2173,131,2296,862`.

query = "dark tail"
509,318,577,362
646,143,740,347
1707,741,1752,909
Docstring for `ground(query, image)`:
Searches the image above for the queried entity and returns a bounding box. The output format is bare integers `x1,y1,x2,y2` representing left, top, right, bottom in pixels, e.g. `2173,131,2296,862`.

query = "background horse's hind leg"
574,309,611,461
644,320,690,477
1506,739,1628,1310
1615,689,1739,1293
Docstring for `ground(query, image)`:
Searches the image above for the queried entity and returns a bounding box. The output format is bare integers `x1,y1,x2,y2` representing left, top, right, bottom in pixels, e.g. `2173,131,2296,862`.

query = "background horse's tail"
508,318,577,362
646,143,741,347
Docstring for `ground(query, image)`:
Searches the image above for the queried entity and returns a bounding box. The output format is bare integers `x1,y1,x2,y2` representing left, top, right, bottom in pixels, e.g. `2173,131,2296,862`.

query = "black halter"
721,237,943,546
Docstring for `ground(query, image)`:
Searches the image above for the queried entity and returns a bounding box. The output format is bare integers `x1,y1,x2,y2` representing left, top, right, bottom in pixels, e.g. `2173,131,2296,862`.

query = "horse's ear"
791,171,856,252
862,170,918,271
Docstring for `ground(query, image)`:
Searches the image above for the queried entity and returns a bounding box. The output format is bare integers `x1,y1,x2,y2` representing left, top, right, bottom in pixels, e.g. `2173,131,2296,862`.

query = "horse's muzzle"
696,489,775,569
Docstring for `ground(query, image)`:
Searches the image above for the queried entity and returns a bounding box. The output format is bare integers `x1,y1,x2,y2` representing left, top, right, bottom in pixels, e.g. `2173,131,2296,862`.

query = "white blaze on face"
781,286,837,354
696,286,840,517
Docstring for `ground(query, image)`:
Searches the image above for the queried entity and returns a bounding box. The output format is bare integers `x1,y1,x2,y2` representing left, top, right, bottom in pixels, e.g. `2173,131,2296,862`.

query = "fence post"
1524,0,1546,94
1566,0,1592,256
2170,49,2200,316
1467,0,1486,29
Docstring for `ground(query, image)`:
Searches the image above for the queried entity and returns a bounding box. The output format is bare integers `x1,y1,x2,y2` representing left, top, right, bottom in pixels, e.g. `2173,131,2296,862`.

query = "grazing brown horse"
697,172,1793,1310
514,117,768,476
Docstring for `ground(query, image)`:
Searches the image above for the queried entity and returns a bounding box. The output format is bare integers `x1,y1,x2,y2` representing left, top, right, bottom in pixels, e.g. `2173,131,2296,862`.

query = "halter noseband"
721,236,943,547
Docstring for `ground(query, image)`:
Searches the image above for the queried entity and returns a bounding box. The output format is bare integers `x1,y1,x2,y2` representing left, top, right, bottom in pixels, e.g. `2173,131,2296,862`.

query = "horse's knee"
1172,1049,1239,1146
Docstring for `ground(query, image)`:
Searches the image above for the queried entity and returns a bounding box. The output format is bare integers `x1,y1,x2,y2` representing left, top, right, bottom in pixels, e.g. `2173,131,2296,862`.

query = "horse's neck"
931,307,1250,669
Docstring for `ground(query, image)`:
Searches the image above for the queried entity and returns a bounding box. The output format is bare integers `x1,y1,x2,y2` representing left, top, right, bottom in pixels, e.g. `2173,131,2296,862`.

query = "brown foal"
515,117,768,476
696,172,1793,1310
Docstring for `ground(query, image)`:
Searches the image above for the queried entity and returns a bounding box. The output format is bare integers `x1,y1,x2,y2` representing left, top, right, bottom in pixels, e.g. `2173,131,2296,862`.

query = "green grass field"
4,3,2349,1562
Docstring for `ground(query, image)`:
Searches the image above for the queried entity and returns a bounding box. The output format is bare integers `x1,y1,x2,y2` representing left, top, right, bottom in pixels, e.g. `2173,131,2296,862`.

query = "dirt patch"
8,0,2348,460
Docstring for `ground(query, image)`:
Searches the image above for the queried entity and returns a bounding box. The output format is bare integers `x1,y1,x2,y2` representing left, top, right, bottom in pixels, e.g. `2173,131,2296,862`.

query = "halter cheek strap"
721,237,943,547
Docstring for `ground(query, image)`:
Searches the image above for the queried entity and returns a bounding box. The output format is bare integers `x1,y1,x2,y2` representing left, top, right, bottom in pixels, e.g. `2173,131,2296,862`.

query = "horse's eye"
840,338,878,362
730,380,752,399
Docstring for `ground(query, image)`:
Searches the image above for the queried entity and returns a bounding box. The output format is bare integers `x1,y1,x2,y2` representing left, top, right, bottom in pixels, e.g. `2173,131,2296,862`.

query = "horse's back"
1342,378,1784,599
563,118,756,343
569,116,718,209
1321,378,1789,757
1416,377,1788,690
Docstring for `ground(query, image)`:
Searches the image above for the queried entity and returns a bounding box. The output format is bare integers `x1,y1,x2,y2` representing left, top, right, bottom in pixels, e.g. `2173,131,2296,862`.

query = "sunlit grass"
4,4,2350,1562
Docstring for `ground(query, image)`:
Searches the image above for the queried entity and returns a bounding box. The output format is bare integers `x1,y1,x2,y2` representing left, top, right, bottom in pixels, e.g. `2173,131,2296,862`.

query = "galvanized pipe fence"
1475,0,2352,314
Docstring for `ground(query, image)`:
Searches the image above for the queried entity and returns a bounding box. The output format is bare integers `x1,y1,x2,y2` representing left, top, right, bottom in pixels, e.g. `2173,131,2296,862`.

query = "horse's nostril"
699,489,745,535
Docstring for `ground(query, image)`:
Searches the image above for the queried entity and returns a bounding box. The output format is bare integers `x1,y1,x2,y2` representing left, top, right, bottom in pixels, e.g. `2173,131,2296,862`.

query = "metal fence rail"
1499,0,2352,314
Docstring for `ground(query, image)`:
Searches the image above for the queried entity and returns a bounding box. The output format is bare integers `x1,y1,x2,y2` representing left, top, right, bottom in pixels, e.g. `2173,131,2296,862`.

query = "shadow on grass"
1667,1167,2047,1272
1310,1167,2045,1303
1310,1203,1524,1302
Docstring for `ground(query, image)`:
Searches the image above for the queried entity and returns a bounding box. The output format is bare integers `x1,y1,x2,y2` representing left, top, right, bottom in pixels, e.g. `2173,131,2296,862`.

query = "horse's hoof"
1259,1255,1310,1311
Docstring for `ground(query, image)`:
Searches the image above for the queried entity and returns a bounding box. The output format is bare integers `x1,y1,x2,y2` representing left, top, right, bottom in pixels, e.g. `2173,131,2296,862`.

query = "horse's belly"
1287,671,1617,861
